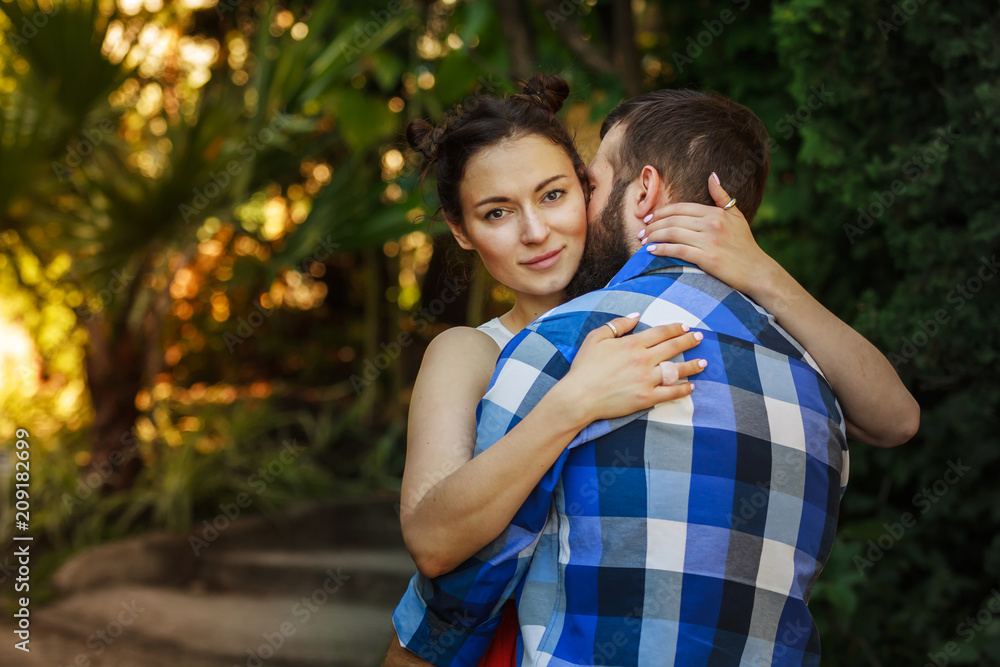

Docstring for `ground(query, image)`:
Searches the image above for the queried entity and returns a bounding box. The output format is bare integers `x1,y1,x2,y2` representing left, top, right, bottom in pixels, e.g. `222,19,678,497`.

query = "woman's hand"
558,313,706,424
642,173,919,446
640,173,780,297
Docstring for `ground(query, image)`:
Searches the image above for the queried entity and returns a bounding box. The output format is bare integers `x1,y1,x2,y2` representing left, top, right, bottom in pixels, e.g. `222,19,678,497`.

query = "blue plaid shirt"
394,249,849,666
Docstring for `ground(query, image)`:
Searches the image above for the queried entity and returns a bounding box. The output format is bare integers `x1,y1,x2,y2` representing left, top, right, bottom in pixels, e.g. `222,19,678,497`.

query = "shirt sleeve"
391,328,575,666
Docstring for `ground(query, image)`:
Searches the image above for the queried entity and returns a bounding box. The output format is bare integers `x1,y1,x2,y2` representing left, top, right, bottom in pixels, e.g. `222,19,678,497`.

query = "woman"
392,74,918,666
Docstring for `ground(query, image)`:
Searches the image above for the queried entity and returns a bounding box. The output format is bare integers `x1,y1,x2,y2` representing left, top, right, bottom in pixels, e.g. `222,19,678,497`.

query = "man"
387,89,849,666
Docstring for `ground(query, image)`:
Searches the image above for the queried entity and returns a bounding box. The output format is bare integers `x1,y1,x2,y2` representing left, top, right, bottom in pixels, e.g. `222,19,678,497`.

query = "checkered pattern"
393,249,848,666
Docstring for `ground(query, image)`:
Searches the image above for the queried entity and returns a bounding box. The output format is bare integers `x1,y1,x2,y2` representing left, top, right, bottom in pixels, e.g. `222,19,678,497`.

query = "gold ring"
604,321,620,338
723,197,737,210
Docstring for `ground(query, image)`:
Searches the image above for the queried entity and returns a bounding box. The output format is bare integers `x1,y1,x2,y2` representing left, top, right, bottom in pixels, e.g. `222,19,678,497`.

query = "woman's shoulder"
417,325,500,391
425,325,501,360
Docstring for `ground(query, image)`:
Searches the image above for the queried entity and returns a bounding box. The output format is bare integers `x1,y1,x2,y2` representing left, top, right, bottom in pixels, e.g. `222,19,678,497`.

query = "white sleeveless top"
476,317,516,349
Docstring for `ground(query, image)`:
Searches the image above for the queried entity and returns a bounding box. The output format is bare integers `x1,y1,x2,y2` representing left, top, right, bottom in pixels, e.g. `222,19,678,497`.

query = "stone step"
32,584,398,667
197,548,416,606
51,499,409,597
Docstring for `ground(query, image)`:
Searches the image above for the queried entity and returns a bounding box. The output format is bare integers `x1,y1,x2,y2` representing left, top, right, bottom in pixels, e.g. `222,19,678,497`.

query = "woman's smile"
522,246,564,270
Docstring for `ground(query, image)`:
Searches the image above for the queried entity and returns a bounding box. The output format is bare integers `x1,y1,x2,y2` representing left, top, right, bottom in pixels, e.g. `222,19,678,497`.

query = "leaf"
322,88,398,151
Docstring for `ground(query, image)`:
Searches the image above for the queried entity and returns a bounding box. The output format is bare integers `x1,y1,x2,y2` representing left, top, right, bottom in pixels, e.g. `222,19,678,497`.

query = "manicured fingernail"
698,359,708,368
646,244,656,252
711,172,721,186
694,332,703,341
681,324,689,332
689,383,695,390
637,229,645,239
643,214,653,223
626,312,639,318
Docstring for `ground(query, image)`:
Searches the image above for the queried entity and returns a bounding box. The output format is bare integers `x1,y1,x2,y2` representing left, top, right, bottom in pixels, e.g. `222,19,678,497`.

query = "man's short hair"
601,89,771,222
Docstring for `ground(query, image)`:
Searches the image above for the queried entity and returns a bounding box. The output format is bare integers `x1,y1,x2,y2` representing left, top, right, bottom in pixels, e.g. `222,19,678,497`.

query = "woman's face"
451,134,588,298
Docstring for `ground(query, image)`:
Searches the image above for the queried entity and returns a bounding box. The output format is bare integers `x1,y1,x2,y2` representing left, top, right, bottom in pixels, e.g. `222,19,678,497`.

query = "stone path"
1,499,411,666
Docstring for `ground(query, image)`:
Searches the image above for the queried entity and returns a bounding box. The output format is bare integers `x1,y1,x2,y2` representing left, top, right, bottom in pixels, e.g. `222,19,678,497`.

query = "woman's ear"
632,165,664,220
446,217,475,250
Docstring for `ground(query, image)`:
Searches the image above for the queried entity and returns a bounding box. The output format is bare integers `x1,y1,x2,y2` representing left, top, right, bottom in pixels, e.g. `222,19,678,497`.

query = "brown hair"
601,89,771,222
407,73,587,225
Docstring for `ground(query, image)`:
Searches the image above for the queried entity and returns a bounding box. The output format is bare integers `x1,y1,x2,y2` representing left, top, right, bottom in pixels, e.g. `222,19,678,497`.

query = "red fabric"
477,600,518,667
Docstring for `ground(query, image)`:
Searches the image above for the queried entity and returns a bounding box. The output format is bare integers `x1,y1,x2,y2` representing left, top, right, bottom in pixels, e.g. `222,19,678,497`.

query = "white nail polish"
643,214,653,224
637,229,645,239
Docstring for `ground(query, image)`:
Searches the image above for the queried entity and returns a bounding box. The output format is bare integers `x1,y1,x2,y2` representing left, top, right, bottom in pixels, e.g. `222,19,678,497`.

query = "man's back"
512,255,848,666
391,252,848,667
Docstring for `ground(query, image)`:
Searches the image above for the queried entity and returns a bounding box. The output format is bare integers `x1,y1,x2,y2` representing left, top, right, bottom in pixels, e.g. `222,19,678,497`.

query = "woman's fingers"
631,322,692,347
642,225,701,248
644,215,709,233
647,331,704,360
648,202,716,219
708,172,734,208
649,382,695,404
665,358,708,382
587,312,641,341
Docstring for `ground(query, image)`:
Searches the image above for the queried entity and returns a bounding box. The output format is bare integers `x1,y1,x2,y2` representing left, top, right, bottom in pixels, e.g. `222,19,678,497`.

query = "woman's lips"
522,247,563,270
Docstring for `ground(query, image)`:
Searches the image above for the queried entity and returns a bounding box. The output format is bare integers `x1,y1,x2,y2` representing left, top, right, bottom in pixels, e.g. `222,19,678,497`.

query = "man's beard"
564,178,633,300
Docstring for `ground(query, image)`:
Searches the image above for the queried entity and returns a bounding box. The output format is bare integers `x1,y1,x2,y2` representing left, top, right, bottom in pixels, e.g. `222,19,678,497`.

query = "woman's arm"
401,317,705,578
641,175,919,448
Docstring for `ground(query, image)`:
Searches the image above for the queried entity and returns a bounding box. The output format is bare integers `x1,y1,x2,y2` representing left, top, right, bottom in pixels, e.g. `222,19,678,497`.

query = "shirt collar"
606,245,699,288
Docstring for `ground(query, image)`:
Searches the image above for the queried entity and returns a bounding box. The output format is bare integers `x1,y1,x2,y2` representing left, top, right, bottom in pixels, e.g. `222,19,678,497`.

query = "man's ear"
446,217,475,250
632,165,665,220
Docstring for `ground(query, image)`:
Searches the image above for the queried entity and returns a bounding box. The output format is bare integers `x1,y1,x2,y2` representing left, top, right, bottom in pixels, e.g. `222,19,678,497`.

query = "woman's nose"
520,208,551,244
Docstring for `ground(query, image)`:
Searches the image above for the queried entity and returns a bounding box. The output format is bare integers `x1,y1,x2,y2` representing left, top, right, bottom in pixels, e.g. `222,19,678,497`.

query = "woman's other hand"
640,173,780,297
558,313,706,424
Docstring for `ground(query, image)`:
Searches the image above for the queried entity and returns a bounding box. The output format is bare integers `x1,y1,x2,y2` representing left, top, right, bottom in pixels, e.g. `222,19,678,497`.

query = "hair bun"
406,118,443,162
515,73,570,115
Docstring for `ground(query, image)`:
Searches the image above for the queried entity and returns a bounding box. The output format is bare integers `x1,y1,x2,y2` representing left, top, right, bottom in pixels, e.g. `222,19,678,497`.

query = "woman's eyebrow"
473,174,568,207
533,174,566,192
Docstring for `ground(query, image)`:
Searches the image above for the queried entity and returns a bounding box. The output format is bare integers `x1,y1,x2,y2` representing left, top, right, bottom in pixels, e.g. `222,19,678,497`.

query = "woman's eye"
485,208,506,221
543,189,566,203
